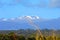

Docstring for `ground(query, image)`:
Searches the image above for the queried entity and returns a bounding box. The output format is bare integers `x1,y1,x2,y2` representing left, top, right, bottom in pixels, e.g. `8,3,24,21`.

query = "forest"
0,29,60,40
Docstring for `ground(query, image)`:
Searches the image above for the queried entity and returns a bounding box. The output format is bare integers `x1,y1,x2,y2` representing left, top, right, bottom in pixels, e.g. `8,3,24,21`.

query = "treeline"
0,32,60,40
0,29,60,36
0,29,60,40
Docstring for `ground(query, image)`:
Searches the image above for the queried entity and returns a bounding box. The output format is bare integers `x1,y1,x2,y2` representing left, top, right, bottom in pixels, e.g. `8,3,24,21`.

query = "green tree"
2,34,10,40
18,35,26,40
43,36,46,40
0,34,4,40
8,32,17,40
27,37,36,40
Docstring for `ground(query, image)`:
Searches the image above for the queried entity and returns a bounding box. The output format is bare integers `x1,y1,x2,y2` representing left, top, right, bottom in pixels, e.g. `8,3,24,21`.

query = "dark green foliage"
0,33,60,40
0,34,4,40
18,35,26,40
43,36,46,40
2,35,9,40
0,29,60,40
9,32,17,40
27,37,36,40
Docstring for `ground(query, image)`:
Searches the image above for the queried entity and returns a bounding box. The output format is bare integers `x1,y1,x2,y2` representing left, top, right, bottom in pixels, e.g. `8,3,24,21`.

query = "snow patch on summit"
25,16,40,20
2,18,8,21
26,16,33,19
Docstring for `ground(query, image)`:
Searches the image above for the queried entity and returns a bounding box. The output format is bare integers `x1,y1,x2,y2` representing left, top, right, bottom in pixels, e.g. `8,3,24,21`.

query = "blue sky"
0,0,60,19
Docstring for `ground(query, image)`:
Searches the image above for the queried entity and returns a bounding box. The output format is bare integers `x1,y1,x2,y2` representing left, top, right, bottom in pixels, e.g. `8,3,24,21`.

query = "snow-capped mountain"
0,16,45,22
0,16,60,30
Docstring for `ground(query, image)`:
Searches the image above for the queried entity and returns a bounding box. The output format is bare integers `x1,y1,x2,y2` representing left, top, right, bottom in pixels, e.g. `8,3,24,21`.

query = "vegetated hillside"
0,29,60,37
0,16,60,30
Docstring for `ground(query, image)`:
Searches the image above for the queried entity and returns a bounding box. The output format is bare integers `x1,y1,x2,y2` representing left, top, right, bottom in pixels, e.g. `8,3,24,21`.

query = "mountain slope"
0,16,60,30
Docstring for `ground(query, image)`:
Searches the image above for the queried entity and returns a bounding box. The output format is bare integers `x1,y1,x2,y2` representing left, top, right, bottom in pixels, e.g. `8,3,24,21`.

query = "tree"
43,36,46,40
8,32,17,40
0,34,4,40
18,35,26,40
2,34,10,40
27,37,36,40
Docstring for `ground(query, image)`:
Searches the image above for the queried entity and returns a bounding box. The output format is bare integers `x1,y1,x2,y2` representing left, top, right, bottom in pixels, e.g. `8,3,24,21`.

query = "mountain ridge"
0,16,60,30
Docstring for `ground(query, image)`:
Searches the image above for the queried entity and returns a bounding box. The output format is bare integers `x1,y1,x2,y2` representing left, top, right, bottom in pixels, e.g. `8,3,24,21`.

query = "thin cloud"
19,0,60,8
0,0,19,7
49,0,60,8
0,0,46,8
20,0,46,8
0,0,60,8
21,3,46,8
